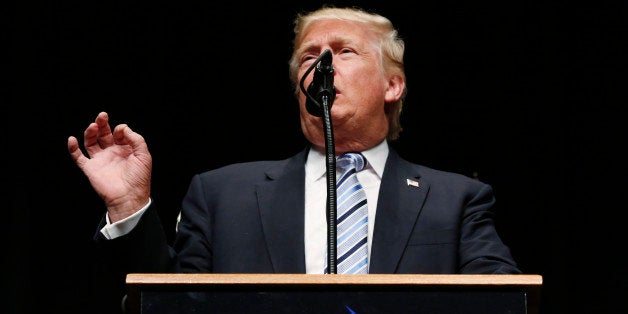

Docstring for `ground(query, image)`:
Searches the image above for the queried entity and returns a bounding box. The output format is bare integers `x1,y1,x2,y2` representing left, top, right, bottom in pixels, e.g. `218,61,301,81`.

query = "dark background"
5,0,626,313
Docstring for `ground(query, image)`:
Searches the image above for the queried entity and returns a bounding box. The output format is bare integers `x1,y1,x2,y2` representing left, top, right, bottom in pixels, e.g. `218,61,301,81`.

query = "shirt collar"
305,140,389,183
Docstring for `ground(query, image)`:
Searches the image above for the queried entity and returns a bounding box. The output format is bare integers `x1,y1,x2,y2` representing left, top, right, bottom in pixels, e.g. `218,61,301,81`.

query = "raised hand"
68,112,152,222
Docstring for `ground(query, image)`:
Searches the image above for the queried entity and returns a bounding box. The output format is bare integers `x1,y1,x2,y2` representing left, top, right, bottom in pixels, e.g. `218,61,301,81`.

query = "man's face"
295,19,398,154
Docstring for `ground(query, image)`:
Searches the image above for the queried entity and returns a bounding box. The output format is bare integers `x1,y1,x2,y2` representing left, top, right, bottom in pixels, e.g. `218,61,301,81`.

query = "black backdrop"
5,0,626,313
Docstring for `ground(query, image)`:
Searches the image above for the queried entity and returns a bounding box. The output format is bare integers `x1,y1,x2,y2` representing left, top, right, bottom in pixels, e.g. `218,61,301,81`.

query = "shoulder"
194,149,308,184
416,164,480,185
390,149,491,193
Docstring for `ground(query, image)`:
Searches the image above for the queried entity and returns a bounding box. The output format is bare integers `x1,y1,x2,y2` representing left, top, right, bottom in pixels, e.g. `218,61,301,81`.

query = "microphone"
305,49,336,117
297,49,339,273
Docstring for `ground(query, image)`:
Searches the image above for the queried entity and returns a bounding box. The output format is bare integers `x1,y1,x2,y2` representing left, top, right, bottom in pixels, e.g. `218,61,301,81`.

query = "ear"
384,74,406,103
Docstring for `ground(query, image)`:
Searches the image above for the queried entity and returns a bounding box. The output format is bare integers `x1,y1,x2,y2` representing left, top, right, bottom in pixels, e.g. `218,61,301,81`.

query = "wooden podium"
126,273,542,314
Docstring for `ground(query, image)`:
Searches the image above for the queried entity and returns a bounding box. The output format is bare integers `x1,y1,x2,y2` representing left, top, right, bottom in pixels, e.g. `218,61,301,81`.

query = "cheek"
297,68,315,87
295,87,310,107
352,66,386,92
350,76,387,106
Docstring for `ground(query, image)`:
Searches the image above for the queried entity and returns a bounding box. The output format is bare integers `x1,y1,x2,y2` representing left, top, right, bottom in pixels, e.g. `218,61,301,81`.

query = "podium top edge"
126,273,543,286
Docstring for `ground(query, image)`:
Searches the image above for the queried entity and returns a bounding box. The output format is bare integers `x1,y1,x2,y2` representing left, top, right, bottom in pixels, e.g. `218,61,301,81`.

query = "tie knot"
337,153,366,172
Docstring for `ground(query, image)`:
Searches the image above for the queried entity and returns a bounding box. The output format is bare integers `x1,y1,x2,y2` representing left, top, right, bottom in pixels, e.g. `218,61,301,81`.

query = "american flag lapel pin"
406,179,419,187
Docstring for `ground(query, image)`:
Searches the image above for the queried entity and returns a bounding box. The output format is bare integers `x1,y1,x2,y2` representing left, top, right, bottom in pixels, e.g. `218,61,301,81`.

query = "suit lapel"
369,150,429,273
254,147,428,274
257,149,308,273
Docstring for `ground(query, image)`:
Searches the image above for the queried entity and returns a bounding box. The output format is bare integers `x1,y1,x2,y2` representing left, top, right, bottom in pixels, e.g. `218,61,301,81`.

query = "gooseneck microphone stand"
298,49,337,274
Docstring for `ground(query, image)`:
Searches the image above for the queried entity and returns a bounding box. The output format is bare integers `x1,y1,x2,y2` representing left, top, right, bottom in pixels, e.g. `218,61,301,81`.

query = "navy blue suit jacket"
96,146,520,274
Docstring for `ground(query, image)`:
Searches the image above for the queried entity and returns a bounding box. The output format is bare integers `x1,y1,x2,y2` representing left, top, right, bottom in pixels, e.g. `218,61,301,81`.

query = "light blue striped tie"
335,152,368,274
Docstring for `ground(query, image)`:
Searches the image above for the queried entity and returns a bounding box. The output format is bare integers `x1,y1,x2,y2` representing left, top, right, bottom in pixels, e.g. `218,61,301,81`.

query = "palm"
83,141,151,206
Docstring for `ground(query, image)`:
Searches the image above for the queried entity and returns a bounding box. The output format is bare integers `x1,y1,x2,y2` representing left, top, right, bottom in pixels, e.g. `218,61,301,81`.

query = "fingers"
113,124,149,155
70,111,149,159
67,135,88,169
83,112,113,156
95,112,114,147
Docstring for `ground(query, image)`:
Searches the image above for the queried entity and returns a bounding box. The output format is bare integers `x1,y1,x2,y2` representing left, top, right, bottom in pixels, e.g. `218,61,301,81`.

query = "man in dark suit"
68,5,519,281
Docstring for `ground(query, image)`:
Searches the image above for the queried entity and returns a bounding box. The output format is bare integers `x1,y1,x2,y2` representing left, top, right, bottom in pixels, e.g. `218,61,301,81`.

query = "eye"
300,54,317,68
340,48,355,54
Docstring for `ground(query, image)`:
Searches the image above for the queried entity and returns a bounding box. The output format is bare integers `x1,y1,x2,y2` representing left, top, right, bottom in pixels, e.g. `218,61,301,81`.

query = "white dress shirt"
304,141,388,273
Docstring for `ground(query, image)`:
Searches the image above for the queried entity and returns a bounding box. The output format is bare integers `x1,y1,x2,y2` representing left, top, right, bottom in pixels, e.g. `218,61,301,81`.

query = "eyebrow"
299,34,355,53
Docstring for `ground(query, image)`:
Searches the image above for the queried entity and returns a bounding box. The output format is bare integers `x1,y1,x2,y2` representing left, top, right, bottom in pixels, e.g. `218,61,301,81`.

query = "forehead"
298,19,376,49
